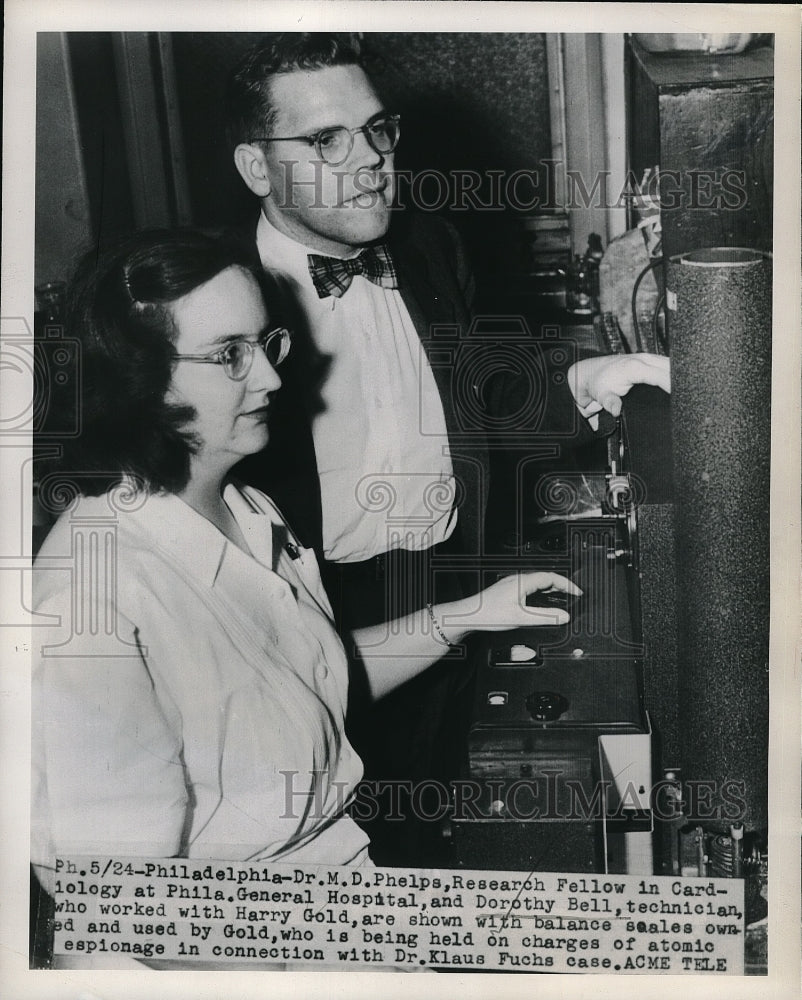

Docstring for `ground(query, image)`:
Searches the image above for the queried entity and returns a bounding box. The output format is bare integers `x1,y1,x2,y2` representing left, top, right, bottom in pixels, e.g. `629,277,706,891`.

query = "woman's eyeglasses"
251,114,400,167
174,326,291,381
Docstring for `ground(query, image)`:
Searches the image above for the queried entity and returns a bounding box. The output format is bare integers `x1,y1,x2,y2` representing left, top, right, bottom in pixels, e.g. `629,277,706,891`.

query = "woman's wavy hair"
53,228,268,496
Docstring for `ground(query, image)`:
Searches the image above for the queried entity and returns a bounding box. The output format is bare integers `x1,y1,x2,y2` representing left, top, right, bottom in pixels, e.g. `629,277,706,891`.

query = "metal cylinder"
666,247,771,832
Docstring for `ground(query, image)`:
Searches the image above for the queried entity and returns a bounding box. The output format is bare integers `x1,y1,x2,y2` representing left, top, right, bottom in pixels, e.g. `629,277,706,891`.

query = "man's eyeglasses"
174,327,291,381
251,114,401,167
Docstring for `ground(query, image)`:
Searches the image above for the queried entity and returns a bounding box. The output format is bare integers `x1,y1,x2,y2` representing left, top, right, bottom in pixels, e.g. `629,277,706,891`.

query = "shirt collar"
122,484,276,587
256,211,362,289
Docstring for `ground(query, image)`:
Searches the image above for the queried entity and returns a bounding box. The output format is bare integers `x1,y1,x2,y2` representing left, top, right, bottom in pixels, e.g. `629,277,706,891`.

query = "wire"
631,256,663,353
652,293,669,355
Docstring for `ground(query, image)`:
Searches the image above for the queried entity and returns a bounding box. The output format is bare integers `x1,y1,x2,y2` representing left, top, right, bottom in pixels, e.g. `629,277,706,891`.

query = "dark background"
64,31,554,294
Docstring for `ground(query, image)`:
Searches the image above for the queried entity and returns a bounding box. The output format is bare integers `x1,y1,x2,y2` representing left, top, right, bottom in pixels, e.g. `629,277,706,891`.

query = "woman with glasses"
32,229,577,966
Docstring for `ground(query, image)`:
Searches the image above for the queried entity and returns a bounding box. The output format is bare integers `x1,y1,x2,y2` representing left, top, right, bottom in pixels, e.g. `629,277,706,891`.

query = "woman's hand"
353,573,580,699
447,572,582,636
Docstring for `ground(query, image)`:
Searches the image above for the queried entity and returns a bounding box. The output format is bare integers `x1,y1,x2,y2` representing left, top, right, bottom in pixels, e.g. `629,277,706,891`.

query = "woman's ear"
233,143,272,198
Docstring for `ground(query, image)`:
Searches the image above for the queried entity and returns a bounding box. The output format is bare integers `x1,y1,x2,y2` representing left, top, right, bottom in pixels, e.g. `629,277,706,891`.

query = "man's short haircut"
51,229,270,498
225,32,364,148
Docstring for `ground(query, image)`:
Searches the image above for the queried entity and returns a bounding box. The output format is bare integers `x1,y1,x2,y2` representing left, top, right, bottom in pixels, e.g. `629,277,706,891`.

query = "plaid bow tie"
307,244,398,299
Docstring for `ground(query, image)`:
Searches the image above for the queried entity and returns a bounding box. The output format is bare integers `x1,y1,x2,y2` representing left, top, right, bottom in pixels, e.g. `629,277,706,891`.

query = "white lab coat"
32,481,370,896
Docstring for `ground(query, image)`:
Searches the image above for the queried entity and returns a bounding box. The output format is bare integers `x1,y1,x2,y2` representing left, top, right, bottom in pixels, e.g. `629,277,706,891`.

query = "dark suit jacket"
234,211,492,560
232,210,595,561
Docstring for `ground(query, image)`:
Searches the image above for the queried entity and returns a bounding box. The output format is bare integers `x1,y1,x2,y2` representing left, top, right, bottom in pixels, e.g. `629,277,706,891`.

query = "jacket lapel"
391,217,489,556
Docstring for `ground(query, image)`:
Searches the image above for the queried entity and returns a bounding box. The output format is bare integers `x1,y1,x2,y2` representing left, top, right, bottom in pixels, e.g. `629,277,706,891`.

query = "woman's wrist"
426,599,470,647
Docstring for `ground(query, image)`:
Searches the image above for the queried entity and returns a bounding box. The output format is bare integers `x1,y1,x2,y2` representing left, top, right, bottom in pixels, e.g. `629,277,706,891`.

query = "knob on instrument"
525,690,569,722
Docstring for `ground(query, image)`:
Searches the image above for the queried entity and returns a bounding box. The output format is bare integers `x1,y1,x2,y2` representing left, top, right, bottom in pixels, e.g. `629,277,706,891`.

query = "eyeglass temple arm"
251,135,316,146
252,117,398,146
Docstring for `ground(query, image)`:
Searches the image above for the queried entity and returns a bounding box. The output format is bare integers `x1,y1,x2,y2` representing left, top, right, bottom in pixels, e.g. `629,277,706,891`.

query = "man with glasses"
226,33,497,867
225,32,669,866
227,35,466,603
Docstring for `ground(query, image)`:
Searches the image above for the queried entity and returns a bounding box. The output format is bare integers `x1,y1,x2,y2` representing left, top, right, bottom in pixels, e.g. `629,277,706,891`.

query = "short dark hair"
225,32,364,147
52,229,265,497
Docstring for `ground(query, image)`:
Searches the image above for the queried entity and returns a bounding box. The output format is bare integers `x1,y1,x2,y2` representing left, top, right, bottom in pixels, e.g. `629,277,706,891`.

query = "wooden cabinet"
625,35,773,258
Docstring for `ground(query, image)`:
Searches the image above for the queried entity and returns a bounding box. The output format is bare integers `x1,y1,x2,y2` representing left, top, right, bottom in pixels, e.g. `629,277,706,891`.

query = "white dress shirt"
31,483,370,896
257,213,457,563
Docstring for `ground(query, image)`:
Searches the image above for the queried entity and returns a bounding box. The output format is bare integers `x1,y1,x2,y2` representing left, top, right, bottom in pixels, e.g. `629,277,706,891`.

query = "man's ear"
233,143,272,198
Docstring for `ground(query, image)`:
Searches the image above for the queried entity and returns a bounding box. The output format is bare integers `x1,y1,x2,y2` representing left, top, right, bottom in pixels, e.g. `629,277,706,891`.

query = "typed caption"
52,857,744,973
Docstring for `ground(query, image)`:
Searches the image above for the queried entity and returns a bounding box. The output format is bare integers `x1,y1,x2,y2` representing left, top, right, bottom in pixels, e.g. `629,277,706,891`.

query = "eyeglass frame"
250,113,401,167
173,326,292,381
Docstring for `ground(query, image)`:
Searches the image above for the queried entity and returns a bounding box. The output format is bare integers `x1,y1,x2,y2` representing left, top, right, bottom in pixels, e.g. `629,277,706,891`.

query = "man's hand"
568,353,671,420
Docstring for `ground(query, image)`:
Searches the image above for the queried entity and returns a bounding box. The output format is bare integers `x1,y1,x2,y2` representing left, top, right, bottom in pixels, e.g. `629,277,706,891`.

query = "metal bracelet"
426,602,455,648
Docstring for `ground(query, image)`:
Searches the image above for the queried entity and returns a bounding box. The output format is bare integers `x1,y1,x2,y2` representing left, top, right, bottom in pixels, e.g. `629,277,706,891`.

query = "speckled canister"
666,248,771,833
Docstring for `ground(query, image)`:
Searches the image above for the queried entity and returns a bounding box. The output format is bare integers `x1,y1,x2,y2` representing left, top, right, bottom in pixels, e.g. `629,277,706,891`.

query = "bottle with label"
565,255,593,315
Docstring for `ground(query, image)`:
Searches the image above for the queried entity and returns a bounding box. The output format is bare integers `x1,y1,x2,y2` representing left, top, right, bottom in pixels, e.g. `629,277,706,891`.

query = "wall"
34,34,92,288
